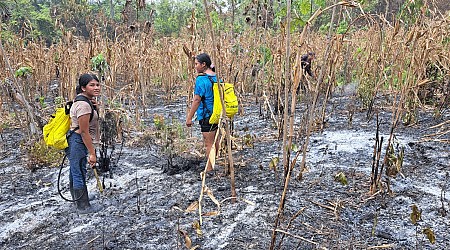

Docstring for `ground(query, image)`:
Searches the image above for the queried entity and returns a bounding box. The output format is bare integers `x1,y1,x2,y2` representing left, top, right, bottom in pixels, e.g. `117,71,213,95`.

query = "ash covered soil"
0,91,449,250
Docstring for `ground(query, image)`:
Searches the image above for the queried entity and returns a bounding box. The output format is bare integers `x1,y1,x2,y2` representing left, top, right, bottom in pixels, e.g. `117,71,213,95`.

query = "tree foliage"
2,0,60,44
0,0,448,44
0,1,12,23
152,0,194,36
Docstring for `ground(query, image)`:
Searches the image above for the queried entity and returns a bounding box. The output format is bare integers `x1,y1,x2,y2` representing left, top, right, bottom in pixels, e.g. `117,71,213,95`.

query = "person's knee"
204,131,215,140
71,168,86,188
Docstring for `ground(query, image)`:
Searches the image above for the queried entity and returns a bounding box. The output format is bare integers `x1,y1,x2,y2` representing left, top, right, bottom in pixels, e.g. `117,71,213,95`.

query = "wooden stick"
262,91,279,130
426,119,450,130
422,130,450,138
93,168,103,193
310,200,335,211
271,3,358,249
273,229,318,245
85,235,100,245
202,0,237,207
419,138,450,143
367,244,396,249
276,207,306,249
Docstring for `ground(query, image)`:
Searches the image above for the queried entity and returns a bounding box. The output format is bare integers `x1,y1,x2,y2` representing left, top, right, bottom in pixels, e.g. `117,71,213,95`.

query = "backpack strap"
206,75,222,85
66,95,96,139
206,75,215,84
74,95,96,122
64,101,73,115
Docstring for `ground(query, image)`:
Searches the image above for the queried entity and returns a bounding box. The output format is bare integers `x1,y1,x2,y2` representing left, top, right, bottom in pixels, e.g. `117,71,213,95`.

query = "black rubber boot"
85,185,97,201
74,189,88,210
69,178,74,201
74,188,102,214
70,178,94,201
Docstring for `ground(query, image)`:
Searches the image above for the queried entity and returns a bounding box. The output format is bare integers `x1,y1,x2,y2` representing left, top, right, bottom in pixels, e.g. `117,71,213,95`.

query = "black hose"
57,155,85,202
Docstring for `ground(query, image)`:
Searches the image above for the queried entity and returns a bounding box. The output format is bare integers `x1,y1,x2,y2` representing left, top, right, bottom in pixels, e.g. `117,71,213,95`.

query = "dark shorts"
199,118,218,132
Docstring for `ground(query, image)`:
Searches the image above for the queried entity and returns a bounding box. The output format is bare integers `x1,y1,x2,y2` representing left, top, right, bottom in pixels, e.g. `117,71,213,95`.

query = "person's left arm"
90,98,100,143
78,113,97,167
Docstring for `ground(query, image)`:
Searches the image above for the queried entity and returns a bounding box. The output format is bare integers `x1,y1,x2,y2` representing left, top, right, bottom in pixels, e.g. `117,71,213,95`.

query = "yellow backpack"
204,76,239,124
43,96,94,150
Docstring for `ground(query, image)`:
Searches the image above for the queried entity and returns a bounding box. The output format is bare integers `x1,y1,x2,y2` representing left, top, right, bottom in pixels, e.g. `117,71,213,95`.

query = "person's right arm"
186,77,205,127
186,95,201,127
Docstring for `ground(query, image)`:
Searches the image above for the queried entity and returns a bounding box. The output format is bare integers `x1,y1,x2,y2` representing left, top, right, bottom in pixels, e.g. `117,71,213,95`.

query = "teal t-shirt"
194,74,216,120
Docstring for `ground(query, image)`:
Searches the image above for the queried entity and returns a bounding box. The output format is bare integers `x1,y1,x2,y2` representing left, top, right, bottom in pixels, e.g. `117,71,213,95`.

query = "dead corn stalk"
198,121,224,225
197,0,237,226
298,0,354,179
0,33,40,137
272,1,358,249
421,120,450,143
184,9,197,137
276,207,306,249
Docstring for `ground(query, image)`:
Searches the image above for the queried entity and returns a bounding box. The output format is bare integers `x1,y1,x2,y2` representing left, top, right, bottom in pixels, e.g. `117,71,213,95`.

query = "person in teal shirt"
186,53,219,172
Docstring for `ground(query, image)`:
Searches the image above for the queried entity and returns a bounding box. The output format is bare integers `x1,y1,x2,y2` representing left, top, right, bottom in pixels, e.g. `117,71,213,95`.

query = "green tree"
152,0,194,36
90,0,126,22
52,0,93,37
397,0,424,26
0,1,12,23
272,0,327,32
2,0,60,44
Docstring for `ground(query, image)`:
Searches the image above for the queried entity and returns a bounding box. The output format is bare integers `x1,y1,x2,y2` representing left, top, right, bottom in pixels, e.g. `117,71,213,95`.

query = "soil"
0,89,449,250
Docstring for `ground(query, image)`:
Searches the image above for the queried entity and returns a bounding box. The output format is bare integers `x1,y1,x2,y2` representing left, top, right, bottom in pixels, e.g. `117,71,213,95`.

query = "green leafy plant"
334,172,348,185
152,116,188,168
259,45,273,66
151,114,188,156
37,96,46,108
105,99,122,109
91,53,109,76
269,156,279,170
1,120,10,130
153,114,165,131
26,139,64,170
0,112,17,130
357,77,376,109
15,66,33,77
243,133,255,148
210,10,225,31
336,20,349,34
153,0,192,36
397,0,425,27
54,96,65,108
2,0,61,44
410,204,436,246
443,36,450,45
386,140,405,177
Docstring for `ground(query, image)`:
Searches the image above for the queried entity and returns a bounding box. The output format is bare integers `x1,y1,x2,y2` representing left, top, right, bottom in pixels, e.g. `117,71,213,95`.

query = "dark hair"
308,52,315,57
195,53,215,72
76,73,99,94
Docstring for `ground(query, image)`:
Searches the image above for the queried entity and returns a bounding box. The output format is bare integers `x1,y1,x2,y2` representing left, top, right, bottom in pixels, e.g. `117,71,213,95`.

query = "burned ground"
0,91,449,250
